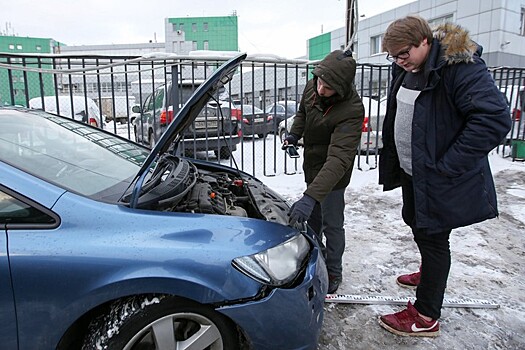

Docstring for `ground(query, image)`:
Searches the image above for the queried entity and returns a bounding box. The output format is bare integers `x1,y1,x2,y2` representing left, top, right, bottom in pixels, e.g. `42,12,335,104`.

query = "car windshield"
0,109,150,200
285,103,297,114
242,105,263,114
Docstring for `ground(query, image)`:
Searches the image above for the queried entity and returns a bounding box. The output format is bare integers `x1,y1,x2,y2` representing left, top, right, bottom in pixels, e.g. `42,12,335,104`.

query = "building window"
172,23,178,31
16,44,22,50
203,22,208,31
428,14,453,28
8,44,14,50
179,23,184,31
192,23,197,32
370,35,383,55
204,40,209,50
521,8,525,36
192,41,198,50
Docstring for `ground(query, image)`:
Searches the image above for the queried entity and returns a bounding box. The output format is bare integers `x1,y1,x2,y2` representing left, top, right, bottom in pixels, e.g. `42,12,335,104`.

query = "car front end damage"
219,236,328,349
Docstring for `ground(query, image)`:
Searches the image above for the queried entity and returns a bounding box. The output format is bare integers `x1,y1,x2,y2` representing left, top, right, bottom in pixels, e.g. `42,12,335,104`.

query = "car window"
154,88,165,110
0,188,57,227
242,105,263,114
285,104,297,114
198,106,218,117
0,110,150,199
143,94,153,113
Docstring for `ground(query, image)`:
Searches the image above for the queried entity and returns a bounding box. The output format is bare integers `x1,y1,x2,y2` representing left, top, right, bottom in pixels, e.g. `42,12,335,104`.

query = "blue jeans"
401,171,451,319
307,188,346,278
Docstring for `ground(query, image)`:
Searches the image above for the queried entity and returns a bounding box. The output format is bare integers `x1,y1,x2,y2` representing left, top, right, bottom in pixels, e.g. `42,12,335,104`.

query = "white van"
29,96,102,128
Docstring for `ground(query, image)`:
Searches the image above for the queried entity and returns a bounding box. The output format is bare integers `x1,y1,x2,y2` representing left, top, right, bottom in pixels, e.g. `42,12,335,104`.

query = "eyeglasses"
386,46,412,62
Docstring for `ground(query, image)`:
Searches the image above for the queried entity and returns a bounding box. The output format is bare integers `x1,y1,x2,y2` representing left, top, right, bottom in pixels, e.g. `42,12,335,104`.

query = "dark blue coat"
379,27,512,233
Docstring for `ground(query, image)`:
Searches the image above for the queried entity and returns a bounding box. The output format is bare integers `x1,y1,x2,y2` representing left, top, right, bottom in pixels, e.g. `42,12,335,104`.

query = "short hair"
382,15,433,52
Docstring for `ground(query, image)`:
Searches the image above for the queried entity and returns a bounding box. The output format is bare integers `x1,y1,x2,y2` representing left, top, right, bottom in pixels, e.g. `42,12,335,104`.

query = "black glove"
282,133,299,150
289,194,316,225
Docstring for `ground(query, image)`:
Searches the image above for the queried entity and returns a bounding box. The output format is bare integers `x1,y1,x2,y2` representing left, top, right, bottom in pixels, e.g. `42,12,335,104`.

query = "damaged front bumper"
218,245,328,350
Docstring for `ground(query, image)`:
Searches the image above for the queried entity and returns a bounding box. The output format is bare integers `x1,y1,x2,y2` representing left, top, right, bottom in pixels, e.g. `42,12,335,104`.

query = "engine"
174,172,248,217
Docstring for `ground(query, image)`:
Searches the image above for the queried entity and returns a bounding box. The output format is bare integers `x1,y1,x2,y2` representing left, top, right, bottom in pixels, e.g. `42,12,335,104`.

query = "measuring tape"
325,294,499,309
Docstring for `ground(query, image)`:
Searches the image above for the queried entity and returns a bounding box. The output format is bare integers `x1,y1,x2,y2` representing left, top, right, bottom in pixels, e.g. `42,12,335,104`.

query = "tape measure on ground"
325,294,499,309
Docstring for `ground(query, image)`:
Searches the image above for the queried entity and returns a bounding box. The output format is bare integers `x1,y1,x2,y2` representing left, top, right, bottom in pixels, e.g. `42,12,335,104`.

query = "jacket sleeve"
436,60,512,177
289,82,312,138
305,94,365,202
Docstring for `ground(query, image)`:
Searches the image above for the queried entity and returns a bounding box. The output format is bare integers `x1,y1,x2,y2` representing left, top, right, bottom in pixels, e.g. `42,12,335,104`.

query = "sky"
2,0,415,59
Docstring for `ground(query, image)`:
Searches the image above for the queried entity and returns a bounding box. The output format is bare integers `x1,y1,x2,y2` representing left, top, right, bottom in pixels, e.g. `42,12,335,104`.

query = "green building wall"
168,16,238,51
308,32,331,61
0,36,56,106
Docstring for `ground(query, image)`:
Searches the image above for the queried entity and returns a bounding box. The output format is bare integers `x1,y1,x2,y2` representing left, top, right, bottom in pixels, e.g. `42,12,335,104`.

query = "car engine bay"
133,154,291,225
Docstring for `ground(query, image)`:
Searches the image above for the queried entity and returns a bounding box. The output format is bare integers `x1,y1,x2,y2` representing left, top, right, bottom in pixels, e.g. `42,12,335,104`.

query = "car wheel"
82,295,240,350
133,126,141,143
214,147,231,159
148,130,156,148
257,133,266,139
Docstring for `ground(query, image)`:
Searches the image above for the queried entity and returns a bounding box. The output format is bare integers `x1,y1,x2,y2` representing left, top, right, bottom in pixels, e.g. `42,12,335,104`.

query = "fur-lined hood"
433,23,479,65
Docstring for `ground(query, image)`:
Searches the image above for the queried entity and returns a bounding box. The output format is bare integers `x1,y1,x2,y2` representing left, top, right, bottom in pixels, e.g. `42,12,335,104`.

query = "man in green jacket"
284,49,364,294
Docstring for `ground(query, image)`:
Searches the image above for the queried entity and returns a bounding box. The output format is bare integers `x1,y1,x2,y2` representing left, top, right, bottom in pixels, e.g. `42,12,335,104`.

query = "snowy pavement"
263,152,525,349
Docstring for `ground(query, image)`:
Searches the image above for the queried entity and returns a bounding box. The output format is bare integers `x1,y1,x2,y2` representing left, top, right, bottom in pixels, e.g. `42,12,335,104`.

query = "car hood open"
128,53,247,207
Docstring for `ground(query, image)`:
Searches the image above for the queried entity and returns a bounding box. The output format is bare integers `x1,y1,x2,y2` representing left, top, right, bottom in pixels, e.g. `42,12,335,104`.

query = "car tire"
82,295,240,350
257,133,266,139
148,130,156,148
214,147,231,159
133,126,139,143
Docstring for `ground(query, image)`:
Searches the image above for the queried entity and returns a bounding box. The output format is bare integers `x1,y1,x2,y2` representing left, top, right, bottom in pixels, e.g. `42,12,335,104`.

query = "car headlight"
232,234,310,286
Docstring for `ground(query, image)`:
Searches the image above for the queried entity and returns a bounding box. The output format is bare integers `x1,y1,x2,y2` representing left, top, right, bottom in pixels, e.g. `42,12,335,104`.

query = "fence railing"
1,52,523,177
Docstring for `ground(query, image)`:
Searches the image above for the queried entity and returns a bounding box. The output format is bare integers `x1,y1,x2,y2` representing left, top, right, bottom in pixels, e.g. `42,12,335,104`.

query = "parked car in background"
238,104,273,138
278,96,386,154
0,54,327,350
100,96,136,124
28,95,102,128
133,83,241,158
265,100,298,133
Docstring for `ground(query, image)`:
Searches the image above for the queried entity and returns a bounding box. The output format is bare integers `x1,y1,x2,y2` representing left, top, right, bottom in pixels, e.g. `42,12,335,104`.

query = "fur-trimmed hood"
433,23,479,65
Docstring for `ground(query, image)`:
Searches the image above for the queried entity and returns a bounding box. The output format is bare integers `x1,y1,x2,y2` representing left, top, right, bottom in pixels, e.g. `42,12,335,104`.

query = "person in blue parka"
377,15,511,337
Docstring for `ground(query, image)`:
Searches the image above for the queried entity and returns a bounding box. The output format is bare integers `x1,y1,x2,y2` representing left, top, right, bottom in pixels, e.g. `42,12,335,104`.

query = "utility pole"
345,0,358,52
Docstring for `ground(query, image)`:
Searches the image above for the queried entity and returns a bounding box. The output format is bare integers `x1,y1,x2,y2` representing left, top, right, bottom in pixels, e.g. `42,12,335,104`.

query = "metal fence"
1,52,523,177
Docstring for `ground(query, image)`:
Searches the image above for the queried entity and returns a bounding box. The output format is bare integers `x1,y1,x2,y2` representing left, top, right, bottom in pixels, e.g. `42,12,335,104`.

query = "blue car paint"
2,168,322,349
0,230,17,350
0,53,328,349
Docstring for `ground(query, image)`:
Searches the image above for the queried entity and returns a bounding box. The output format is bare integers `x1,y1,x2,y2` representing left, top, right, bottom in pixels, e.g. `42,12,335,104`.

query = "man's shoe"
396,271,421,289
378,301,440,337
327,275,342,294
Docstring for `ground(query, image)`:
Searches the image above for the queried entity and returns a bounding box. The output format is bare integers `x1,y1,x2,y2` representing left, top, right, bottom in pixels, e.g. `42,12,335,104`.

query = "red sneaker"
396,271,421,289
379,301,440,337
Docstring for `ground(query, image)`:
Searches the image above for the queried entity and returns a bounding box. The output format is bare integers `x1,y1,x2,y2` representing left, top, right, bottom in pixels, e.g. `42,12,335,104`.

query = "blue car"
0,53,328,350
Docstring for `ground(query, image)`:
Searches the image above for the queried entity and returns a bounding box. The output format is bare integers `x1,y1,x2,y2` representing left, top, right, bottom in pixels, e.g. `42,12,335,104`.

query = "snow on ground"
262,150,525,350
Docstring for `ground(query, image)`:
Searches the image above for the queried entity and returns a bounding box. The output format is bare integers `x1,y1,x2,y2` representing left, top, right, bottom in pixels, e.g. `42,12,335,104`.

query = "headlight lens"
232,234,310,286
